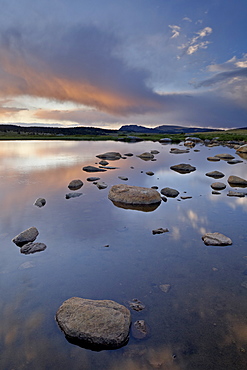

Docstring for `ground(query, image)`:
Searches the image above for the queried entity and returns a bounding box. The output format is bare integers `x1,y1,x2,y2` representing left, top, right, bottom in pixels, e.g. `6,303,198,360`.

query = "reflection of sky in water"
0,140,247,369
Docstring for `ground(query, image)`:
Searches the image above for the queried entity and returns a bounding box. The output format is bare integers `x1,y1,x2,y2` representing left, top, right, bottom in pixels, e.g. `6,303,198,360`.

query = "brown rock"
228,175,247,187
108,184,161,205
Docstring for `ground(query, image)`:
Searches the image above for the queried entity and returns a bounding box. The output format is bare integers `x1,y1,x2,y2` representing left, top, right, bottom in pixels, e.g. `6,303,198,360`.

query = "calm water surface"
0,140,247,370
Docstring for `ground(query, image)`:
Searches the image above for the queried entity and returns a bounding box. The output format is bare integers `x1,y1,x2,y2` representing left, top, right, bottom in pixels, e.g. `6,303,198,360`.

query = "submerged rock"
108,184,161,205
34,198,46,207
159,284,171,293
68,179,83,190
82,166,107,172
170,163,196,174
96,152,122,160
12,227,39,247
160,187,179,198
56,297,131,350
20,242,47,254
205,171,224,179
228,175,247,187
128,299,145,312
202,232,232,246
132,320,150,339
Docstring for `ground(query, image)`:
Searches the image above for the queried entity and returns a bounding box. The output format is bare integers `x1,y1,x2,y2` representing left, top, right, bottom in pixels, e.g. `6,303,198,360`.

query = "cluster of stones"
12,226,47,254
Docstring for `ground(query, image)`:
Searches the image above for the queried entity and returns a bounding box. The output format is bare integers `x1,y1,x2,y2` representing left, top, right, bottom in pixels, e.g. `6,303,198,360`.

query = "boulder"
20,242,47,254
205,171,224,179
202,232,232,246
228,175,247,187
68,179,83,190
108,184,161,205
170,163,196,174
210,182,226,190
160,187,179,198
215,153,235,160
12,227,39,247
96,152,122,160
34,198,46,207
236,144,247,153
56,297,131,350
136,152,154,160
82,166,107,172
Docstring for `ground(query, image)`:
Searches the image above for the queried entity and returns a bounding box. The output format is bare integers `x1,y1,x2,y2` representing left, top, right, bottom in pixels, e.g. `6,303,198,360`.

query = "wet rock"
96,182,108,189
128,299,145,312
34,198,46,207
68,179,83,190
136,152,154,160
20,242,47,254
99,160,109,166
236,144,247,153
118,176,128,181
160,187,179,198
152,228,169,235
96,152,122,160
170,148,189,154
87,177,100,182
228,175,247,187
132,320,150,339
205,171,224,179
210,182,226,190
66,193,83,199
56,297,131,350
170,163,196,174
159,284,171,293
83,166,107,172
108,184,161,205
227,191,246,197
227,159,243,164
12,227,39,247
215,153,235,160
202,232,232,246
207,156,220,162
146,171,154,176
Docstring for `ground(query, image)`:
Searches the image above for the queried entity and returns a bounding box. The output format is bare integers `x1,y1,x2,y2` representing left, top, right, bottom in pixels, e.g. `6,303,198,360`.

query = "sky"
0,0,246,130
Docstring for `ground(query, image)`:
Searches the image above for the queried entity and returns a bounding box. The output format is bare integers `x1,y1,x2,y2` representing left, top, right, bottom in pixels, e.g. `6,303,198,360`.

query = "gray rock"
205,171,224,178
170,163,196,174
210,182,226,190
215,153,235,160
136,152,154,160
185,137,202,142
34,198,46,207
82,166,107,172
56,297,131,350
96,182,108,189
68,179,83,190
20,242,47,254
12,227,39,247
66,193,83,199
202,232,232,246
160,187,179,198
108,184,161,205
150,150,159,154
207,156,220,162
118,176,128,181
228,175,247,187
227,191,246,197
87,177,100,182
96,152,122,160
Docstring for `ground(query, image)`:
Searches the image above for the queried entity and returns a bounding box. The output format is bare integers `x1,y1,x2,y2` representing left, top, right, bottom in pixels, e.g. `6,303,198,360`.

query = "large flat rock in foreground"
108,184,161,205
56,297,131,350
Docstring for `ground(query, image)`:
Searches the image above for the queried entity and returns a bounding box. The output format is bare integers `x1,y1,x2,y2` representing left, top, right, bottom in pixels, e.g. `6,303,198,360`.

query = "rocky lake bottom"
0,139,247,369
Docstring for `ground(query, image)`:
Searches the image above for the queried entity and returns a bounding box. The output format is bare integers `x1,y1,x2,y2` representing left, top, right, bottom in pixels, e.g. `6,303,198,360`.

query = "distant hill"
119,124,222,134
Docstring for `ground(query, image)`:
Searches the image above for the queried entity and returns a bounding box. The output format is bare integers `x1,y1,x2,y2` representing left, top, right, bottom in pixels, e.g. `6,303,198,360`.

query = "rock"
146,171,154,176
207,156,220,162
151,186,158,189
56,297,131,350
161,196,167,202
99,160,109,166
83,166,107,172
12,227,39,247
159,284,171,293
210,182,226,190
99,166,118,170
205,171,224,179
228,175,247,187
66,193,83,199
124,153,133,157
170,148,189,154
118,176,128,181
159,138,172,143
152,228,169,235
34,198,46,207
185,137,202,142
96,152,122,160
215,153,235,160
132,320,149,339
108,184,161,205
184,141,195,147
180,196,192,200
160,187,179,198
136,152,154,160
170,163,196,174
87,177,100,182
20,242,47,254
212,191,221,195
128,299,145,311
202,232,232,246
96,182,108,190
236,144,247,153
227,159,243,164
150,150,159,154
68,179,83,190
227,191,246,197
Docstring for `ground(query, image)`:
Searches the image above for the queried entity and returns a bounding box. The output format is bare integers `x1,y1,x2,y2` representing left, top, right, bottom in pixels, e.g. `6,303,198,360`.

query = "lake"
0,140,247,370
